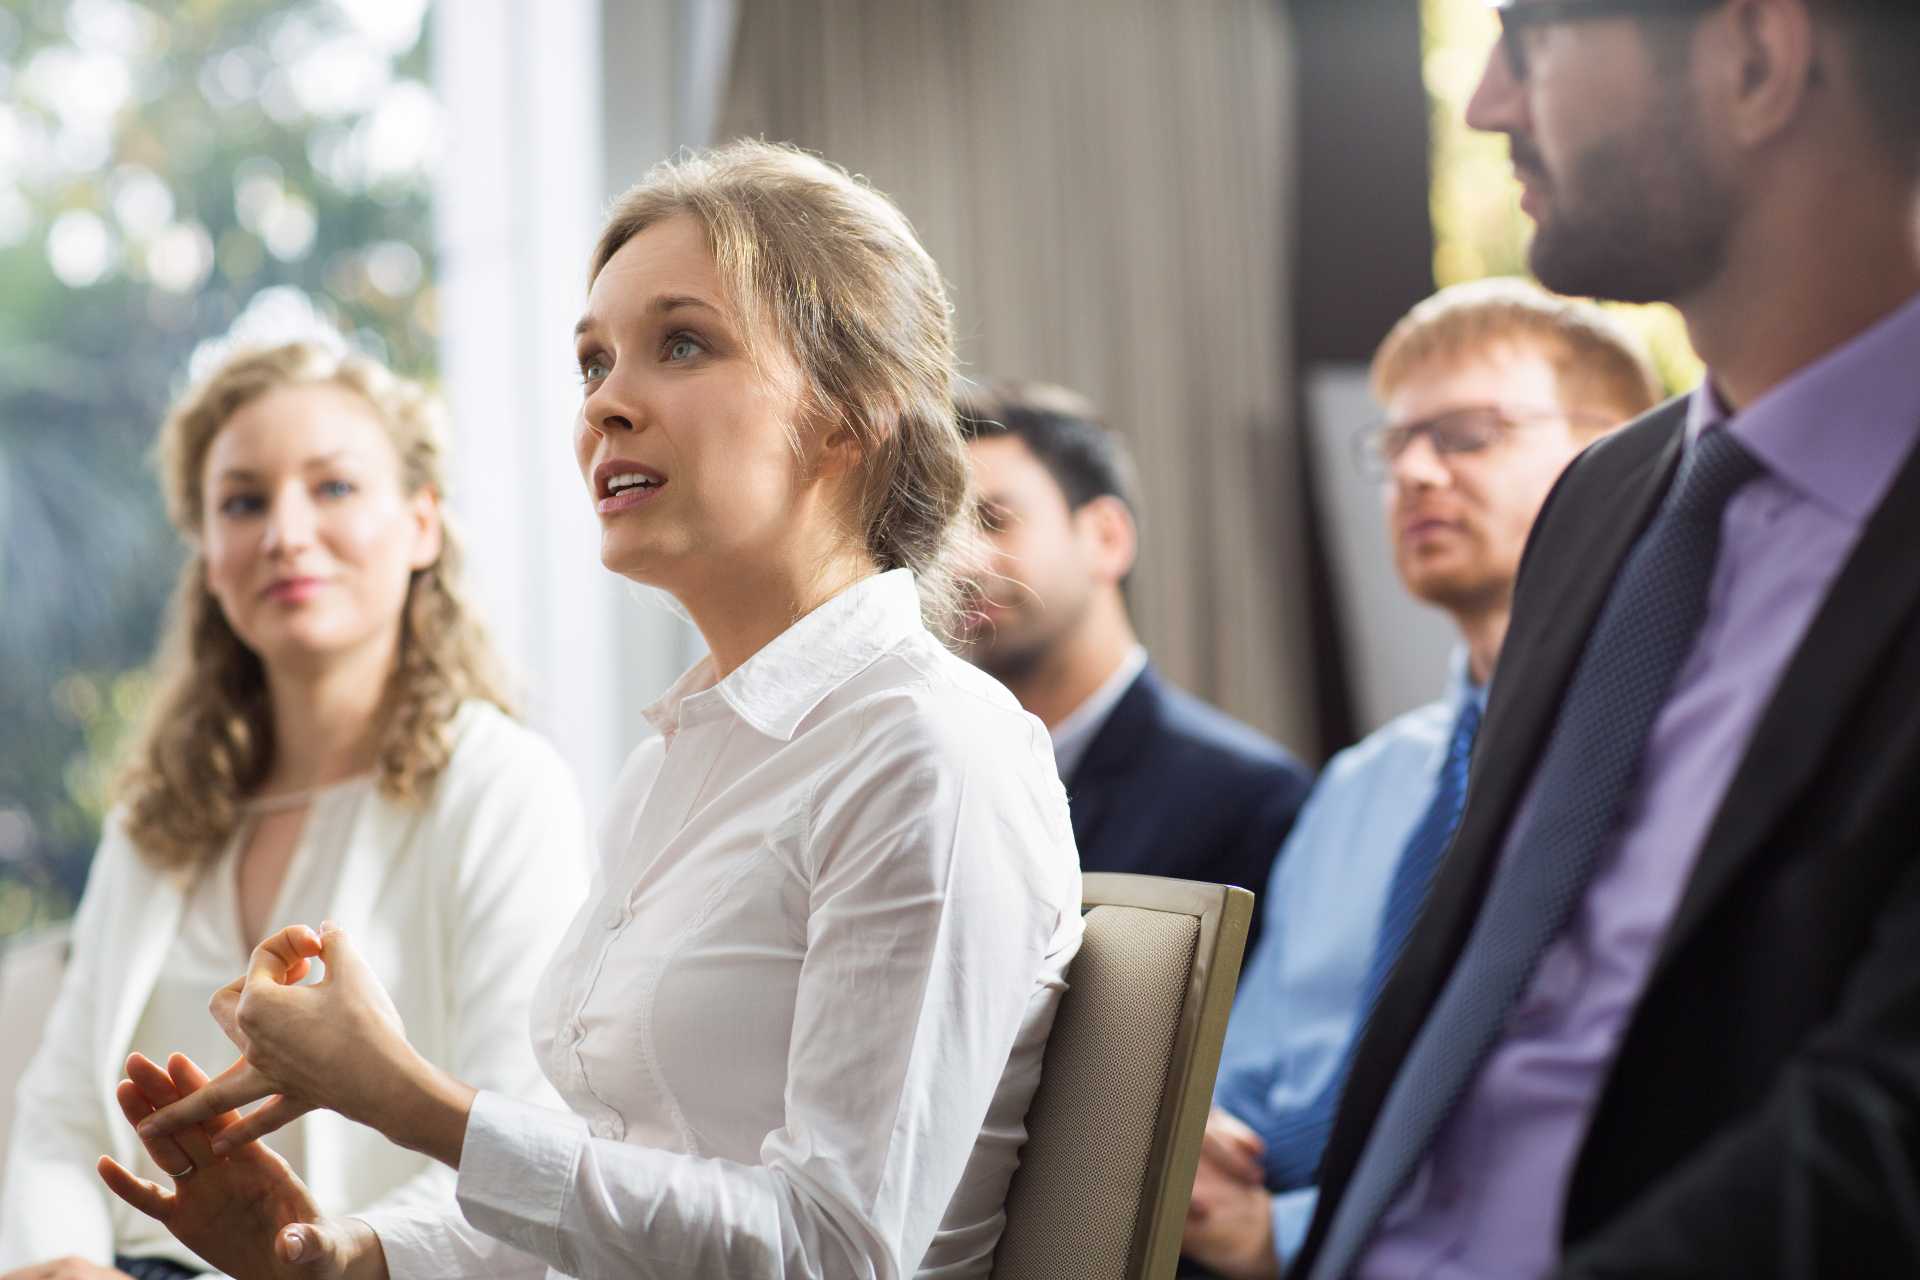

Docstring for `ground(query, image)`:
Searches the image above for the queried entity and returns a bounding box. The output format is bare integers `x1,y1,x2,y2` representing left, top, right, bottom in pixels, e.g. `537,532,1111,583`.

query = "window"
0,0,438,938
1422,0,1703,393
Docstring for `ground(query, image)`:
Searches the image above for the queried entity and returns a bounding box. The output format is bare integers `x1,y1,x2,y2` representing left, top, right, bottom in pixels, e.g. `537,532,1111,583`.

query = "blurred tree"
1422,0,1704,394
0,0,437,936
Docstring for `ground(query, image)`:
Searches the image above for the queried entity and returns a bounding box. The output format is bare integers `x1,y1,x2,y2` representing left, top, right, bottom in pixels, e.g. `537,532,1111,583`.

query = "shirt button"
605,905,627,931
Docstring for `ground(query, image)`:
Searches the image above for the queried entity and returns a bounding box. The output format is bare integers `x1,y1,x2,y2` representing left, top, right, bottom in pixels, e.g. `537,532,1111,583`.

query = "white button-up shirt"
370,570,1084,1279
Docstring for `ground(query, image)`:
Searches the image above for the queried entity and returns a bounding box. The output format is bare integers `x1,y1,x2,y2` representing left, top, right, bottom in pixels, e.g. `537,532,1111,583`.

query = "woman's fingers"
250,924,325,988
96,1155,172,1220
137,1054,276,1141
114,1077,193,1179
210,976,246,1049
209,1092,313,1154
125,1054,223,1172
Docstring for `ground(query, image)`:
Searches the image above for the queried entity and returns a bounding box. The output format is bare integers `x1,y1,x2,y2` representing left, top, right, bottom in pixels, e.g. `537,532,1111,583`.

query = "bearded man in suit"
1296,1,1920,1277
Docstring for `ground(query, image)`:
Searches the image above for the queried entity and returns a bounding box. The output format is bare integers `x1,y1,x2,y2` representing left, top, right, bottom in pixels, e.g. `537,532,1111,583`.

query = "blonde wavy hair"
118,340,512,870
591,140,975,638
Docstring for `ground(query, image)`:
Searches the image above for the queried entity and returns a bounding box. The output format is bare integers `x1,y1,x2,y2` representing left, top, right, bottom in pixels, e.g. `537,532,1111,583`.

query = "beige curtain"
720,0,1314,756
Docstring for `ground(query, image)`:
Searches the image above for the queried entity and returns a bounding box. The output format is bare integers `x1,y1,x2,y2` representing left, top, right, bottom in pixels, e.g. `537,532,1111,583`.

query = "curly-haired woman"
0,342,591,1280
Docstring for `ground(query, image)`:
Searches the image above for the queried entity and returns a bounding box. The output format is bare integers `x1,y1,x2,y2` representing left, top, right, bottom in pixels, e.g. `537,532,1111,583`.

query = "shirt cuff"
357,1203,548,1280
453,1089,591,1274
1272,1185,1319,1271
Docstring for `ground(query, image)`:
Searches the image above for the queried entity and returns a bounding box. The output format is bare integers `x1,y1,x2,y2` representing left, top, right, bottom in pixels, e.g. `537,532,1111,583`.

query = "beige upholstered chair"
993,872,1255,1280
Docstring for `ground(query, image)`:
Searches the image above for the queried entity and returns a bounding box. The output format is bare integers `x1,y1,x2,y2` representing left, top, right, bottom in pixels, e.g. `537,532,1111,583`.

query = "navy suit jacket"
1066,663,1312,948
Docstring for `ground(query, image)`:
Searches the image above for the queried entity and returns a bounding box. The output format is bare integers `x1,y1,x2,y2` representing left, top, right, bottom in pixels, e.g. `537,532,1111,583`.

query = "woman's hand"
137,922,476,1166
98,1052,387,1279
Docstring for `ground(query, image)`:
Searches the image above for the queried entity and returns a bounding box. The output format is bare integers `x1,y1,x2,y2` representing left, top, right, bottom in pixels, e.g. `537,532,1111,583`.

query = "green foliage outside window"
0,0,437,941
1422,0,1705,396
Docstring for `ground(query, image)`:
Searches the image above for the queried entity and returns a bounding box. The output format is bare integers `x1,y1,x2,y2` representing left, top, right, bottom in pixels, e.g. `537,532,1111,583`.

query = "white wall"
1306,364,1456,733
431,0,729,812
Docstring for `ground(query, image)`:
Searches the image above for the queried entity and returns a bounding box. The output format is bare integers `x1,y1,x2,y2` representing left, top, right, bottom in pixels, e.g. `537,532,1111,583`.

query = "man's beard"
1521,89,1736,305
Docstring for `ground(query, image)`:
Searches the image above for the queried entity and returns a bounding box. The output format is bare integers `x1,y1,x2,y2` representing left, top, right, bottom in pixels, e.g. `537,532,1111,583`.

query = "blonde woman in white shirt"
111,141,1084,1280
1,342,591,1280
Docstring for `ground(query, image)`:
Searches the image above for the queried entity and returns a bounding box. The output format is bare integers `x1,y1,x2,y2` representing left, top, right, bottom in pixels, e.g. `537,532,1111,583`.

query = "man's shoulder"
1134,665,1310,785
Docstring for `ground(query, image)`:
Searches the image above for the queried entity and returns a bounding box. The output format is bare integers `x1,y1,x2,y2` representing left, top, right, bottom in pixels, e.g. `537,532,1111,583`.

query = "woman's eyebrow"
574,294,724,339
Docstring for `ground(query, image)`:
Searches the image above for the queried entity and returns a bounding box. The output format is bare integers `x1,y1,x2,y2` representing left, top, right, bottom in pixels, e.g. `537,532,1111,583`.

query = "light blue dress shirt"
1212,650,1484,1265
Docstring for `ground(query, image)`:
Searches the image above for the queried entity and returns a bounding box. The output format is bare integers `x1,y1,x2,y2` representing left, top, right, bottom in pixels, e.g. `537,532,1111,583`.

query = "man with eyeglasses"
1180,279,1657,1280
1295,1,1920,1277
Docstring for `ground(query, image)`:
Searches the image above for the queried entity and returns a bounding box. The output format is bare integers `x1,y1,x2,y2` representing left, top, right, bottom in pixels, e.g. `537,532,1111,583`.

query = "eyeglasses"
1490,0,1725,81
1354,404,1611,481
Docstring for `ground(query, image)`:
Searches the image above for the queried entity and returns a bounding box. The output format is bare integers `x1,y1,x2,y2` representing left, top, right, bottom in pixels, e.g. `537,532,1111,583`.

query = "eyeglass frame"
1352,403,1617,482
1489,0,1727,81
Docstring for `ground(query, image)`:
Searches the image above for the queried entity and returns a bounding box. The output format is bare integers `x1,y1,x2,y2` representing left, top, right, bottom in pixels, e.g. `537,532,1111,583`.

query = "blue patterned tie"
1257,695,1483,1190
1310,428,1765,1280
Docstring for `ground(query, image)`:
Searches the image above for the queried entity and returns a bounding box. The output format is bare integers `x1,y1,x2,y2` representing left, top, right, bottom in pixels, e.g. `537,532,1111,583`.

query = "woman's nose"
261,493,317,555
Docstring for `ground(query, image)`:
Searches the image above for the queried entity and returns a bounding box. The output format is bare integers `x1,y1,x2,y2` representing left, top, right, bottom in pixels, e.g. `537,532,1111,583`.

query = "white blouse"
371,570,1084,1280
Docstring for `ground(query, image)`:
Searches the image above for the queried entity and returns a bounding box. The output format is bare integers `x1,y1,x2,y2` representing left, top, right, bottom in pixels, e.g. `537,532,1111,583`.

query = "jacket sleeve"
1555,855,1920,1279
0,822,137,1267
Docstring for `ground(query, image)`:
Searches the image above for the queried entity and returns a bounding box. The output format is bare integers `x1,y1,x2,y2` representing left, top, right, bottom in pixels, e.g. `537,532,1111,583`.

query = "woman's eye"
579,355,611,384
664,334,701,362
218,494,264,517
317,479,356,499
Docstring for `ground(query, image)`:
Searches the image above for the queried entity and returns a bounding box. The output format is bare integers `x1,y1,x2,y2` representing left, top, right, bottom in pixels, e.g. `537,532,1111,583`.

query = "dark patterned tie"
1310,428,1765,1280
1257,695,1483,1190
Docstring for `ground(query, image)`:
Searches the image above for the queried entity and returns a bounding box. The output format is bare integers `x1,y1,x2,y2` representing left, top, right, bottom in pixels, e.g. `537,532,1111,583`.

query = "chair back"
992,872,1254,1280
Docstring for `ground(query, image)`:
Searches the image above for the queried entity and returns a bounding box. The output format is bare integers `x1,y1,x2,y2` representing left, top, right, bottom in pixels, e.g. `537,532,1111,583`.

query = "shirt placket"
561,704,735,1140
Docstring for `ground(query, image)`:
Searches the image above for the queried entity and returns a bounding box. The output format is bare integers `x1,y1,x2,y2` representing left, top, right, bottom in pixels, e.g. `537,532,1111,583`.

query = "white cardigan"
0,701,591,1270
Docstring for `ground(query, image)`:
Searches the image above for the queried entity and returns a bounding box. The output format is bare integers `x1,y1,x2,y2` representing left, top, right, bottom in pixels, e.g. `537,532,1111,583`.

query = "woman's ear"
407,487,444,572
804,408,874,485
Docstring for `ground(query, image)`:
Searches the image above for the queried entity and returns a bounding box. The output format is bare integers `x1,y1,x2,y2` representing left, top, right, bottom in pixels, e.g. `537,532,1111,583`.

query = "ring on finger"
164,1162,196,1179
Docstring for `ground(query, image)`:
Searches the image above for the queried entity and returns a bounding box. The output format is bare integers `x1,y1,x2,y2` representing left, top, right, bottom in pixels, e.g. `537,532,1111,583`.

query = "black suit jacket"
1297,399,1920,1277
1067,663,1311,949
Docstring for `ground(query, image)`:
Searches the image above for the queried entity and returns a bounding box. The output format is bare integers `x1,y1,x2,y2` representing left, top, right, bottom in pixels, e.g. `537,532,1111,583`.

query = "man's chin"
1402,564,1501,616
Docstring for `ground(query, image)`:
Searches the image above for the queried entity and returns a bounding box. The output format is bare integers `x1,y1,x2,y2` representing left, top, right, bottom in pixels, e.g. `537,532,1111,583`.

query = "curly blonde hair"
591,140,975,638
118,340,512,870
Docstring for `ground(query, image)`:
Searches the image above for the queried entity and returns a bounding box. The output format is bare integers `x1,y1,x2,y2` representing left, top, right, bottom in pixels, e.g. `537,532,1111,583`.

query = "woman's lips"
597,483,666,515
264,577,326,604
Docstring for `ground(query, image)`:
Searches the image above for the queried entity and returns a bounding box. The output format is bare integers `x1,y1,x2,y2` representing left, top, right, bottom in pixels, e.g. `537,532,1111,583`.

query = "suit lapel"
1373,413,1681,1033
1309,409,1685,1236
1653,426,1920,975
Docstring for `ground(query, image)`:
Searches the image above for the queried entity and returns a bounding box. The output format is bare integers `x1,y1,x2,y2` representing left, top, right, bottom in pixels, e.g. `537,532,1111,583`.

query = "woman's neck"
260,639,396,795
680,547,879,681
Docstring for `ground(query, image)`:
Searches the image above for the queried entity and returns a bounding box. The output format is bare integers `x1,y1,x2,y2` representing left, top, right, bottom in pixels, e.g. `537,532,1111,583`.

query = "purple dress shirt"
1356,290,1920,1279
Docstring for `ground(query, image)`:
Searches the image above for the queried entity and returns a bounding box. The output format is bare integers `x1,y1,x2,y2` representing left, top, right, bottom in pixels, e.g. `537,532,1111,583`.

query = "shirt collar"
1049,644,1149,782
1446,645,1487,715
641,569,927,742
1686,289,1920,523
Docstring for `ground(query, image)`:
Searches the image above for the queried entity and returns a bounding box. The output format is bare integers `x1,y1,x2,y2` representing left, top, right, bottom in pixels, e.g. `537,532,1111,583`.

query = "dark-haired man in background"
957,383,1311,928
1298,1,1920,1276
